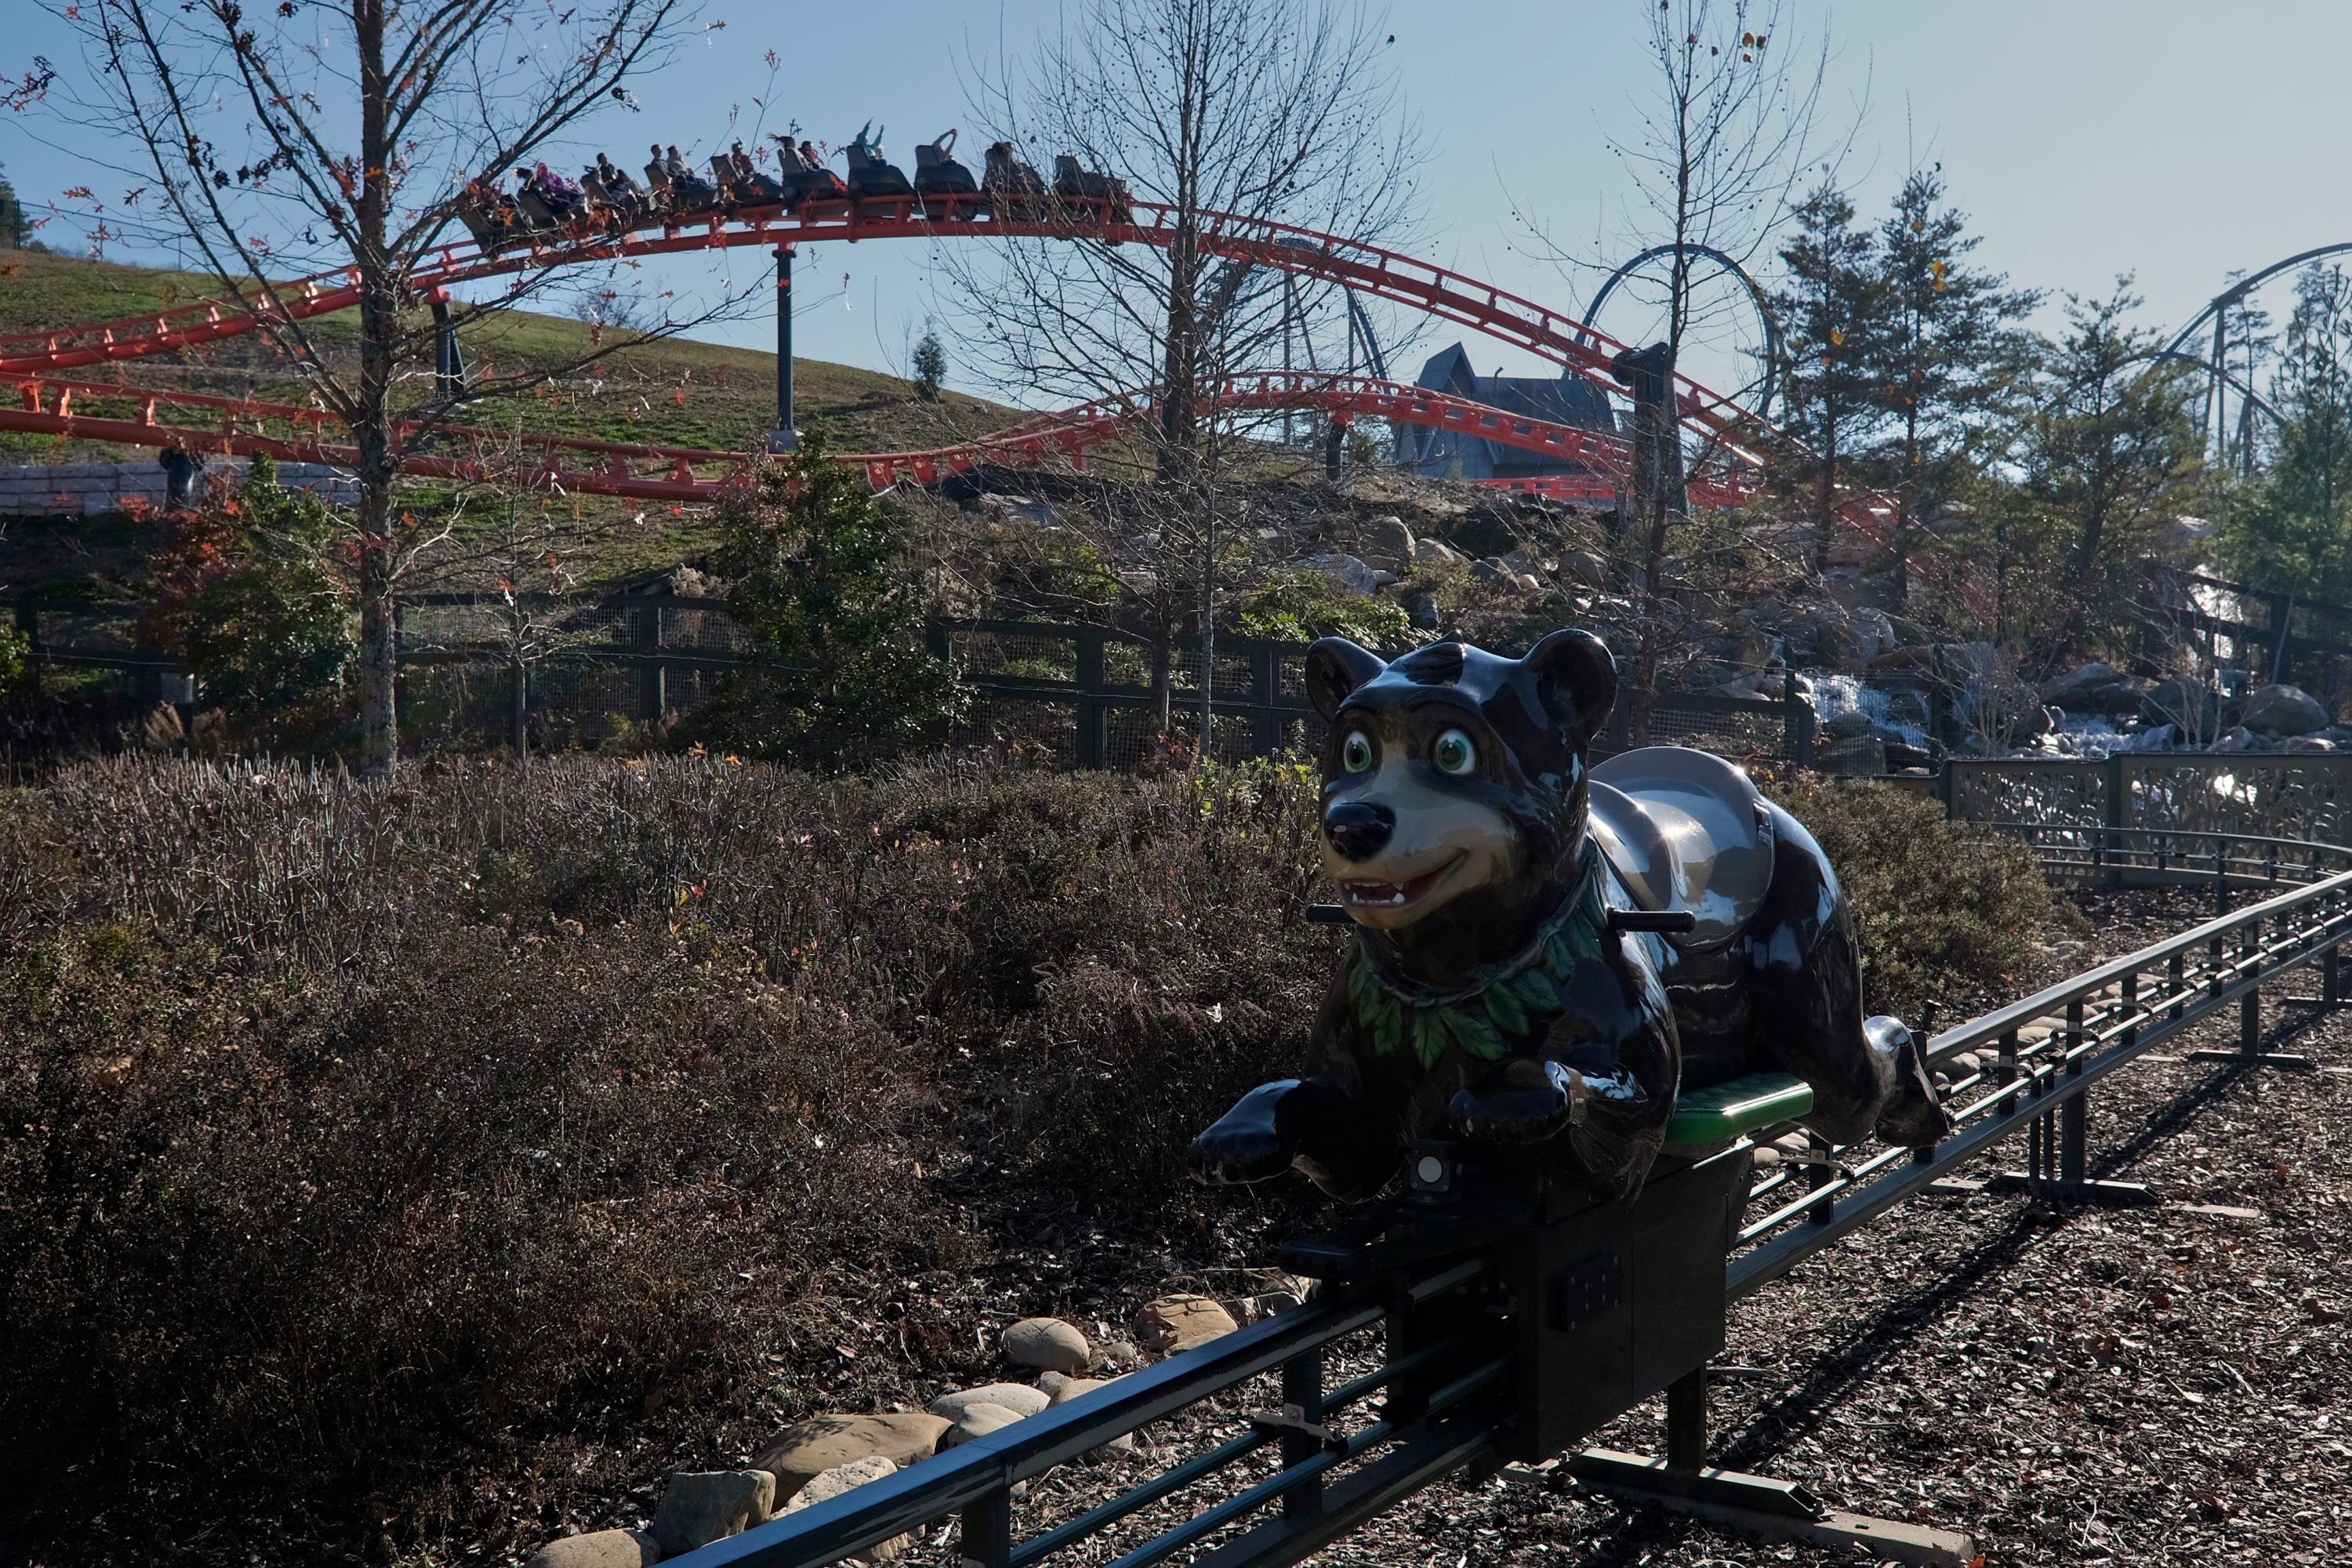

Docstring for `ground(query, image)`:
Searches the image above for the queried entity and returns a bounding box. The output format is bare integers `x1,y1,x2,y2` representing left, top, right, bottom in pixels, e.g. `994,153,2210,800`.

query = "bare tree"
1523,0,1847,742
942,0,1421,731
38,0,748,774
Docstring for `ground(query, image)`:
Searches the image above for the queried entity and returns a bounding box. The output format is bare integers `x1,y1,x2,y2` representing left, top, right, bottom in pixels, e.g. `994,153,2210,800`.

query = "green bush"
1235,568,1416,649
692,428,963,768
143,454,355,742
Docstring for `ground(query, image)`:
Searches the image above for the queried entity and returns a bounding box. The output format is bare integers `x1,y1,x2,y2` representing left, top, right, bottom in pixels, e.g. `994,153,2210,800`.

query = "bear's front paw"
1450,1059,1577,1144
1185,1079,1308,1185
1185,1123,1296,1185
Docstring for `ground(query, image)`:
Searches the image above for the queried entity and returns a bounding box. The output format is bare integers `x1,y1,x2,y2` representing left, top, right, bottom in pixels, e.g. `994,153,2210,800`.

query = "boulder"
931,1382,1054,1423
1412,535,1463,566
1363,516,1415,570
649,1471,774,1558
1820,709,1876,742
776,1457,910,1562
1471,557,1528,593
2239,683,2329,736
750,1414,953,1501
1562,549,1608,587
2140,678,2222,740
526,1530,662,1568
1731,630,1775,673
2042,662,2122,707
2287,735,2337,754
1298,553,1379,597
1135,1294,1237,1357
2154,515,2218,555
1002,1317,1091,1375
1850,608,1896,662
1813,735,1887,778
940,1401,1025,1448
1500,546,1554,578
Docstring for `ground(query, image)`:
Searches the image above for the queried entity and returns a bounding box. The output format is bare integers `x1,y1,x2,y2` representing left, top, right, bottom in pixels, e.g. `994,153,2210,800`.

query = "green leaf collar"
1346,846,1610,1070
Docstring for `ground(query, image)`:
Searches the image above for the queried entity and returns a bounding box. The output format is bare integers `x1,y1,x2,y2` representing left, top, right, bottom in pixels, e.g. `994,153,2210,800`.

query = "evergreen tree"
911,331,947,401
0,162,30,250
1867,168,2039,579
2024,280,2205,655
1773,183,1886,570
2222,264,2352,606
701,429,962,768
142,455,356,739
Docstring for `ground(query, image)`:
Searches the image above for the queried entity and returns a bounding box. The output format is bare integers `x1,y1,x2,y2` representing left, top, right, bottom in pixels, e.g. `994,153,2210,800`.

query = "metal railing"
682,1254,1508,1568
1726,828,2352,1296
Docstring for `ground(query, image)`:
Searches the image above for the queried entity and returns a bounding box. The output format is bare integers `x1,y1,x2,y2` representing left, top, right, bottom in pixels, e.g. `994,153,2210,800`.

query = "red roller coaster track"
1,192,1930,577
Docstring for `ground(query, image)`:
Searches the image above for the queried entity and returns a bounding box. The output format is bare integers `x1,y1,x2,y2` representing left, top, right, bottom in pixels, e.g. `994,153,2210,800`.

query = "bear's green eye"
1341,731,1376,774
1432,729,1478,777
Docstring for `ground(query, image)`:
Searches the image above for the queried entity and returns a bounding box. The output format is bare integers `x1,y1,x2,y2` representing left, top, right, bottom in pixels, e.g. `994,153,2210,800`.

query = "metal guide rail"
662,834,2352,1568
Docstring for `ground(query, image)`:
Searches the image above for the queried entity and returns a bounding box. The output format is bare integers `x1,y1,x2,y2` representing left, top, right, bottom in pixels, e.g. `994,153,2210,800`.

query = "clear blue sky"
5,1,2344,406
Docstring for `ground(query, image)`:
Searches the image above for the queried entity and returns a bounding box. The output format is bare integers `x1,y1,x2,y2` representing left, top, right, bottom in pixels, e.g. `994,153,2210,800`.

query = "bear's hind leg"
1864,1015,1953,1147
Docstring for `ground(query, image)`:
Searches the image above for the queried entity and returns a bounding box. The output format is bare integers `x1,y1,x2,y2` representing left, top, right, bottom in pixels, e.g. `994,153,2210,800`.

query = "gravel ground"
567,884,2352,1568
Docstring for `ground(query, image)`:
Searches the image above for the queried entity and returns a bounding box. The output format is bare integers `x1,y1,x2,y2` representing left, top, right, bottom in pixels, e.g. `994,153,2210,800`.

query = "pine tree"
911,331,947,401
2222,265,2352,607
2025,280,2204,656
1773,183,1886,571
701,429,962,768
0,162,30,250
1867,168,2039,586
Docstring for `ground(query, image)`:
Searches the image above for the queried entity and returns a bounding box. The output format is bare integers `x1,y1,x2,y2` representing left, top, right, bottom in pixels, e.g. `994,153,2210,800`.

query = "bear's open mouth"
1339,853,1466,912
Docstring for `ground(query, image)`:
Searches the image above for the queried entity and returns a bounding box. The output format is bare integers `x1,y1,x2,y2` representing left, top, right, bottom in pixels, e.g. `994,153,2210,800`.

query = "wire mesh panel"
1638,698,1788,764
953,695,1080,767
950,625,1083,684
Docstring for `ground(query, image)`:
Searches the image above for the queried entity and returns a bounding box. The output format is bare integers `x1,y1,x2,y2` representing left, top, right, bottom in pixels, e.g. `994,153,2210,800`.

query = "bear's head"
1307,630,1617,980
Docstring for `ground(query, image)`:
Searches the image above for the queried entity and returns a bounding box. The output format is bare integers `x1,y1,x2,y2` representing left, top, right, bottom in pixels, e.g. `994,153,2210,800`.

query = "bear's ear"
1305,637,1388,722
1524,628,1617,751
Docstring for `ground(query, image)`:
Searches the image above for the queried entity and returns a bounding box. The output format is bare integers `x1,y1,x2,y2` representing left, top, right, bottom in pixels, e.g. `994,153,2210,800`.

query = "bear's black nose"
1323,800,1395,862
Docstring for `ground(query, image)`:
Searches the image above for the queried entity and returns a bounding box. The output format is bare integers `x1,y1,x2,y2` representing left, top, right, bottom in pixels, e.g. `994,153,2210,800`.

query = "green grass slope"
0,246,1018,463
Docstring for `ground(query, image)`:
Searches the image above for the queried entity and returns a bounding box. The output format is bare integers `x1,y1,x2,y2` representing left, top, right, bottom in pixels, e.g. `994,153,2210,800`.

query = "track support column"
2190,910,2313,1070
1665,1367,1707,1472
768,245,797,453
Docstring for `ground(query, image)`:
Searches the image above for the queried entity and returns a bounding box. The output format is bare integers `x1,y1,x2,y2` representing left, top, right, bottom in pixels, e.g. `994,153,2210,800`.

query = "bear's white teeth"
1343,882,1409,907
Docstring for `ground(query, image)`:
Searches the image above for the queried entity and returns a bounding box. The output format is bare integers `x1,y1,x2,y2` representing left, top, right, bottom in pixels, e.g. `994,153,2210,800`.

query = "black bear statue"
1187,630,1951,1204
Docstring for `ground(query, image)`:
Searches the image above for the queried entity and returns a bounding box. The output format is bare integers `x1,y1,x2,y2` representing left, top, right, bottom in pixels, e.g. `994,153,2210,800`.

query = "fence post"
1250,641,1281,758
1281,1346,1326,1519
13,600,38,696
2103,753,2125,887
1075,630,1107,770
635,601,664,720
1782,670,1813,767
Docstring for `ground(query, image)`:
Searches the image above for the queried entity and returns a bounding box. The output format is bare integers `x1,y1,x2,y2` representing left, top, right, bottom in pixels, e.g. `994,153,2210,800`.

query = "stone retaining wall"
0,460,360,515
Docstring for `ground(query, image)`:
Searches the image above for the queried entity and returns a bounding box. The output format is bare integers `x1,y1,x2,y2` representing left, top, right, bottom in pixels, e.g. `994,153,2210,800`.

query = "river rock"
525,1530,662,1568
931,1382,1052,1423
2240,683,2330,736
649,1471,774,1557
1136,1294,1237,1357
1002,1317,1091,1375
939,1401,1025,1447
751,1414,953,1501
775,1457,910,1561
2286,735,2337,753
1413,535,1463,566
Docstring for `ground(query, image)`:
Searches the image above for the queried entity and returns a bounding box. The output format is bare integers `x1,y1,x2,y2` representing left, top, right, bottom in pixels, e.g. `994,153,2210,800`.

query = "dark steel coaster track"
648,824,2352,1568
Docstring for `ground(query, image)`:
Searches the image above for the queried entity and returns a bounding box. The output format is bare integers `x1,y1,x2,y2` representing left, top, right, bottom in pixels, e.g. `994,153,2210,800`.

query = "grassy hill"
0,246,1019,464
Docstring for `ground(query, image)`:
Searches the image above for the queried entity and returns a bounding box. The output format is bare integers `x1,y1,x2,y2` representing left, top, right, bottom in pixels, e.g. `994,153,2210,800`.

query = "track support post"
768,244,797,453
2190,910,2314,1070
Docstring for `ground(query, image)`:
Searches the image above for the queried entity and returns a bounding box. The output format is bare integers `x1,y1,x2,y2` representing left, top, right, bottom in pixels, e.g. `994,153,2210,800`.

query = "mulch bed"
537,881,2352,1567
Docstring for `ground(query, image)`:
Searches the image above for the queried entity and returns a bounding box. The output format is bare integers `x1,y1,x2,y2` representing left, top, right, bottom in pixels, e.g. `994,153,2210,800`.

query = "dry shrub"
1764,775,2080,1020
0,911,922,1559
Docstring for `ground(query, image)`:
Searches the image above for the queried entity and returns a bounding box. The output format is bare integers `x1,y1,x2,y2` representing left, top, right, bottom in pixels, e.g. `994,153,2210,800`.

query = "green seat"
1662,1072,1814,1147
